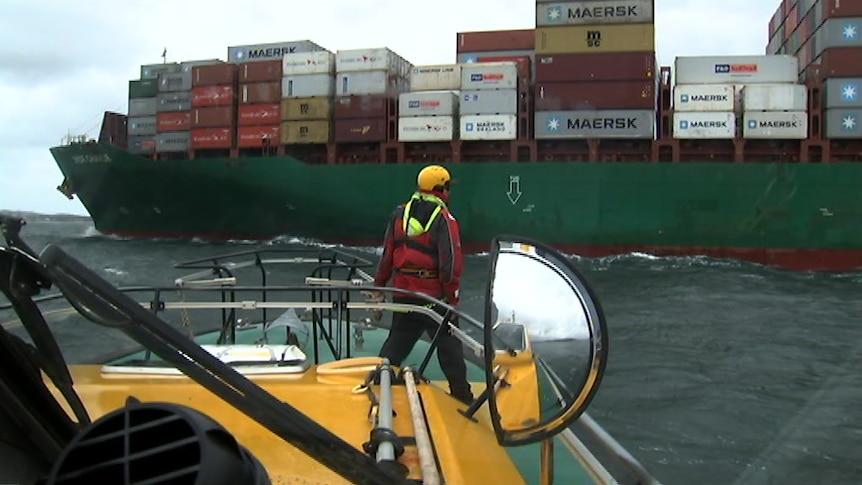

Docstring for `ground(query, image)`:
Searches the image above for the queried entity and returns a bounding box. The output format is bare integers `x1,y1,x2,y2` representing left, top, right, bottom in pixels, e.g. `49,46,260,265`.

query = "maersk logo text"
748,120,799,129
236,47,297,61
568,117,637,130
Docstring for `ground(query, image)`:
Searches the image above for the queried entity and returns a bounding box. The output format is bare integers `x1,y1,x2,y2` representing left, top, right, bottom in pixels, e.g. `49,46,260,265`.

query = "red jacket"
374,191,463,305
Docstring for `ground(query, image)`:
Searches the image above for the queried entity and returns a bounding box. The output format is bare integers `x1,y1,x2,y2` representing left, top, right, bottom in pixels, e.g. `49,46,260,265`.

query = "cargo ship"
50,0,862,271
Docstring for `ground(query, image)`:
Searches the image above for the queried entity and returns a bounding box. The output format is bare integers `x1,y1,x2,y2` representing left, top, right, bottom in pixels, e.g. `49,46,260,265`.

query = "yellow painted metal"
536,24,655,54
492,350,541,430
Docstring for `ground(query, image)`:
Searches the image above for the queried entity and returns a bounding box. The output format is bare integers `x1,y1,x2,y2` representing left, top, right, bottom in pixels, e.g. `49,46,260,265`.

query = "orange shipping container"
191,106,236,128
190,128,233,149
240,81,281,104
239,60,283,83
191,64,236,87
457,29,534,53
191,85,235,107
238,103,281,126
237,125,280,148
156,111,191,132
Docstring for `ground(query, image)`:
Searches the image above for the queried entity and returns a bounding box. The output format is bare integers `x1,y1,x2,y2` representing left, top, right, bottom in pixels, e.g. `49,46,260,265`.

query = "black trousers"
379,306,473,402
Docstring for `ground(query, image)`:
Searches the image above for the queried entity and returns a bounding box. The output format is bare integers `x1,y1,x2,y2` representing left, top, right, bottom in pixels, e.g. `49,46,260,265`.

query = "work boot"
449,386,474,405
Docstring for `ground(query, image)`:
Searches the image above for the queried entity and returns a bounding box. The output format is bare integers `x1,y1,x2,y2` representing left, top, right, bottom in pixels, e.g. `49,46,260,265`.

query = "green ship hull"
50,142,862,271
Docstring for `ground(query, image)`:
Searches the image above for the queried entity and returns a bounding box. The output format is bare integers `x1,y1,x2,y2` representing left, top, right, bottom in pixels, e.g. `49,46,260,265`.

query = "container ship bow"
51,0,862,271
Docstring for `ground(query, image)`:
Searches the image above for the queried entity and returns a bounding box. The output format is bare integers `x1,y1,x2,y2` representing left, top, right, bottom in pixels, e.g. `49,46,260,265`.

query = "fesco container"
674,55,798,84
398,91,459,117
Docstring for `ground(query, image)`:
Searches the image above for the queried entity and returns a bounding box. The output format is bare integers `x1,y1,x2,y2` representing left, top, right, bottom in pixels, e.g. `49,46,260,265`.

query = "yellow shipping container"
281,98,333,121
280,120,331,144
536,24,655,54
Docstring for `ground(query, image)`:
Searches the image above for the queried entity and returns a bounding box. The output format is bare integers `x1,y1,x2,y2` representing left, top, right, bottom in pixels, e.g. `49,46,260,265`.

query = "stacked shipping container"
281,50,335,145
129,63,182,154
460,62,520,140
237,60,282,148
155,61,219,153
189,62,237,150
533,0,657,139
399,65,460,142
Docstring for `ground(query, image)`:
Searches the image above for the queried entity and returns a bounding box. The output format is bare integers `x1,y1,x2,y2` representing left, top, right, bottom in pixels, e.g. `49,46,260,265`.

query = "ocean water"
3,214,861,485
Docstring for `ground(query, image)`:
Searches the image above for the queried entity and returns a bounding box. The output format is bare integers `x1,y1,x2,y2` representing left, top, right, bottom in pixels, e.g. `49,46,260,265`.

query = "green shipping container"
129,79,159,99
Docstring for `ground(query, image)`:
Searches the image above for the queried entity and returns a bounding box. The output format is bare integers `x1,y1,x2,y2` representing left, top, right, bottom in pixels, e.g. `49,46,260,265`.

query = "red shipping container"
238,60,283,83
240,81,281,104
192,64,236,87
785,5,799,38
535,52,656,82
334,95,391,119
237,125,280,148
238,103,281,126
192,85,235,107
826,0,862,18
156,111,191,132
534,81,656,110
820,47,862,78
475,56,531,80
334,118,387,142
190,128,233,149
191,106,236,128
456,29,534,53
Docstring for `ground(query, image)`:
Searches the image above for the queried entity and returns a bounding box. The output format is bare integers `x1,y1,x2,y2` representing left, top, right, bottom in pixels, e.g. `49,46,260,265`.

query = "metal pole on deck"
403,367,441,485
377,359,396,462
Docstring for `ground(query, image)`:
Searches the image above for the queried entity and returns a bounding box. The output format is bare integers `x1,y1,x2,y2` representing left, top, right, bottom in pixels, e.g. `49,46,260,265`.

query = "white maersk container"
460,114,517,140
398,116,455,141
673,85,735,112
282,51,335,76
398,91,458,117
410,64,462,91
281,74,335,98
743,111,807,139
675,55,798,84
460,62,519,90
741,84,807,111
336,48,412,77
673,112,736,139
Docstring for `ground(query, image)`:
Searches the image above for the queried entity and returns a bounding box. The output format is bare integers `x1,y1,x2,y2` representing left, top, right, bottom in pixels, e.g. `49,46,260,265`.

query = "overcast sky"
0,0,777,216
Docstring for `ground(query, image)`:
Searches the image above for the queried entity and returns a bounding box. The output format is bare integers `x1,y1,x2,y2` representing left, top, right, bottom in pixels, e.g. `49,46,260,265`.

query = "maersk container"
674,55,798,84
128,97,158,117
336,48,412,77
742,111,807,139
673,85,736,112
460,63,519,90
824,109,862,139
398,91,458,117
338,71,404,96
157,92,192,112
460,89,518,115
158,72,192,92
815,17,862,51
410,65,462,91
534,110,655,139
129,79,159,99
228,40,325,63
460,114,517,140
282,51,335,76
155,131,190,152
535,0,654,27
282,74,335,98
128,116,157,136
398,116,456,141
141,63,180,80
742,84,807,111
127,135,156,154
672,112,736,139
825,78,862,108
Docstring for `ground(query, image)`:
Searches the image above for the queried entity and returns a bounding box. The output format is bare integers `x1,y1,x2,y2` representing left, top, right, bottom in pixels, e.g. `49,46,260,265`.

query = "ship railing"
61,134,91,146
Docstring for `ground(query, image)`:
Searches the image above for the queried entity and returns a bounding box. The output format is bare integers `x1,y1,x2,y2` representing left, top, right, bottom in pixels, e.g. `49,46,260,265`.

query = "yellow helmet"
417,165,452,192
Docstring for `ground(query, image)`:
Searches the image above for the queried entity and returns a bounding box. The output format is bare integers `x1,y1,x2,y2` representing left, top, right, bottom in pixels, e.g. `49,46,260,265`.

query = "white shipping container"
410,64,462,91
282,51,335,76
742,84,807,111
461,62,519,90
743,111,807,139
398,116,455,142
338,71,403,96
398,91,459,117
281,74,335,98
336,48,411,77
460,89,518,115
460,114,517,140
674,85,735,112
675,55,798,84
673,112,736,139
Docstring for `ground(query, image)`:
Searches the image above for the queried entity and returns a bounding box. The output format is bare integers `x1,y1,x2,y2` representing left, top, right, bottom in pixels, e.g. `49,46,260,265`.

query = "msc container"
128,98,157,117
281,98,332,121
674,55,798,84
155,131,190,152
410,64,462,91
673,85,736,112
282,74,335,98
238,103,281,126
534,109,655,138
191,106,236,128
536,81,656,110
129,79,159,99
180,59,223,73
190,128,233,149
338,71,406,96
824,108,862,138
128,135,156,154
334,95,390,119
334,118,388,142
742,84,807,110
141,63,180,80
398,91,458,117
825,78,862,108
157,92,192,112
191,85,235,107
460,114,517,140
228,40,325,63
742,111,807,139
192,64,237,87
156,111,191,132
535,52,656,82
239,60,283,83
237,125,280,148
460,63,519,90
240,81,281,104
815,17,862,52
536,24,655,54
280,120,331,144
282,51,336,76
398,116,456,141
158,72,192,92
335,48,412,77
460,89,518,115
672,112,736,139
456,29,535,53
535,0,654,26
128,116,157,136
